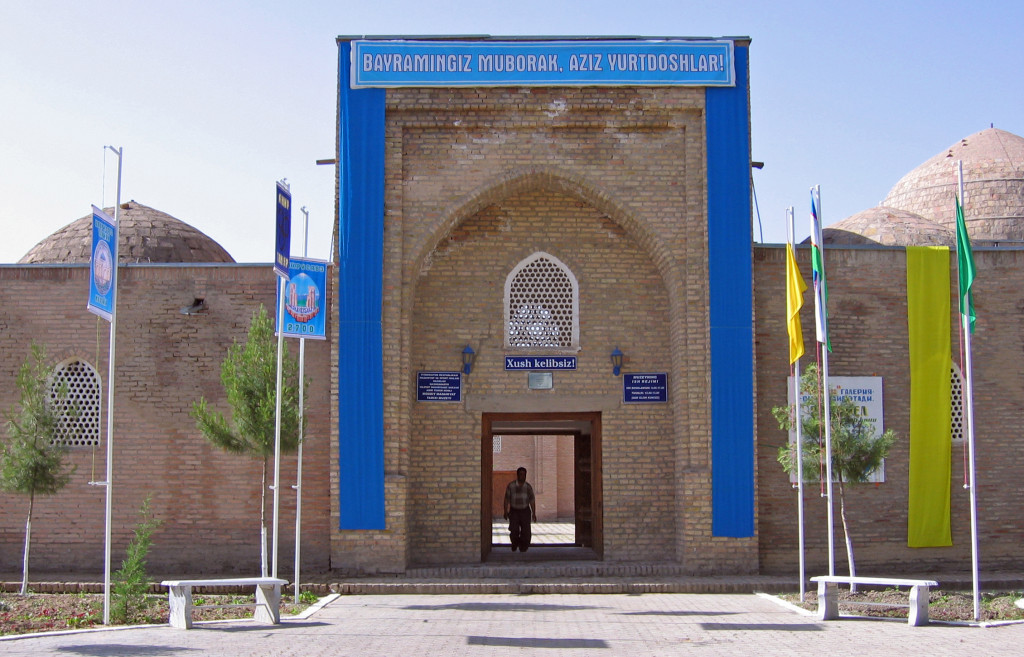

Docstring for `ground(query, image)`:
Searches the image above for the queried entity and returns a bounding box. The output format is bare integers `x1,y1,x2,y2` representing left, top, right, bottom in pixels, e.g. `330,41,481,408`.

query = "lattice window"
493,436,502,453
50,360,102,446
504,252,579,350
951,363,965,446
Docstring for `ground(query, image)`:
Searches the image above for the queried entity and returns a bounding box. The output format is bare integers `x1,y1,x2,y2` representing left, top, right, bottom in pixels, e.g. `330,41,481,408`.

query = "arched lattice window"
504,252,579,350
951,362,965,446
50,359,102,446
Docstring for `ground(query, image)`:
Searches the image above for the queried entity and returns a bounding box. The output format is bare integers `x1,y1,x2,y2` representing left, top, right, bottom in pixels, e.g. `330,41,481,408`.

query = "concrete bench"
810,575,939,626
160,577,288,629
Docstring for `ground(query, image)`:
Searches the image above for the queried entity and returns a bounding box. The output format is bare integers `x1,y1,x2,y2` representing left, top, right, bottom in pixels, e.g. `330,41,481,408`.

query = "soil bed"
780,588,1024,623
0,593,309,636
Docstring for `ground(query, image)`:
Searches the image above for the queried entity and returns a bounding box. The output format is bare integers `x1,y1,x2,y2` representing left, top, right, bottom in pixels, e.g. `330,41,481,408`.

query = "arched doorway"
480,412,603,561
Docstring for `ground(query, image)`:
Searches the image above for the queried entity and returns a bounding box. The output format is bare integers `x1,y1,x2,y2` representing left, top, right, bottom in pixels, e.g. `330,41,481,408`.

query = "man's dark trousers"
508,507,532,552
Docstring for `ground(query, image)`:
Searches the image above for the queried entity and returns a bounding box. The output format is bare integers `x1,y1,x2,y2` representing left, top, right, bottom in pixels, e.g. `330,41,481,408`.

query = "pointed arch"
410,166,679,288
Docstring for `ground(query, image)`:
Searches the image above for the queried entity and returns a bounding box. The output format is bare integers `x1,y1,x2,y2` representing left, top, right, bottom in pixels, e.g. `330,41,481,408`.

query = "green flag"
955,194,976,333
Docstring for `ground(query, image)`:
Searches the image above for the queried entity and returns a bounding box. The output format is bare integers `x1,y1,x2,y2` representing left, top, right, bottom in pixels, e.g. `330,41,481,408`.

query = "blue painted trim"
337,42,387,529
706,44,755,538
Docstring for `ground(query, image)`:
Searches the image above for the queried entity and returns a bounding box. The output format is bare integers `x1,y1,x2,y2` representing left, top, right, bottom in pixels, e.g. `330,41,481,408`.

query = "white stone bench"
810,575,939,626
160,577,288,629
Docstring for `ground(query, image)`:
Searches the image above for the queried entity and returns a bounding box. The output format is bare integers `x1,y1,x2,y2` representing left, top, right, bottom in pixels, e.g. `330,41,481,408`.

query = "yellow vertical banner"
906,246,953,547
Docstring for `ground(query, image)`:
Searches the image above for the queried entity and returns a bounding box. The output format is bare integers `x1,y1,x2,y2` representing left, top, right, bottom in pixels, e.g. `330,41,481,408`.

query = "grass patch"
0,592,313,636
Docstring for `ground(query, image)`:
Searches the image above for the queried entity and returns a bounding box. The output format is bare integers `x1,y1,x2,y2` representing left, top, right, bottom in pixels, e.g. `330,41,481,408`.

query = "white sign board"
786,376,886,483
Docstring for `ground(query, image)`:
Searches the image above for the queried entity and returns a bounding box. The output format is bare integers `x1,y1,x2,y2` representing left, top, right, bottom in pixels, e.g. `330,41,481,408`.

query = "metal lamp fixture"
610,347,624,376
462,345,476,375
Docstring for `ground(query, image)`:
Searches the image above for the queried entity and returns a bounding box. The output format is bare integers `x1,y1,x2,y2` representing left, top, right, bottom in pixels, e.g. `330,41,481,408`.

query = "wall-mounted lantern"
610,347,624,376
462,345,476,375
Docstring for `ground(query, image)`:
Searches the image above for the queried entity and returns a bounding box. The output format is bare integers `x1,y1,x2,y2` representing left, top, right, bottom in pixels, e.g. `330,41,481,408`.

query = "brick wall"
0,264,332,576
755,244,1024,575
330,84,759,574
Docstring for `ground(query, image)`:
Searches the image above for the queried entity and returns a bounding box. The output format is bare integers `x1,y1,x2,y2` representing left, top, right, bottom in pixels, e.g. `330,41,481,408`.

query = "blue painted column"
706,43,755,537
336,41,386,529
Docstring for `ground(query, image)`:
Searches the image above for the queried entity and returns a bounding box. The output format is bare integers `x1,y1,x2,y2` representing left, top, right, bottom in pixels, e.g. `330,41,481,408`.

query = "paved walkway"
3,591,1023,656
491,520,576,545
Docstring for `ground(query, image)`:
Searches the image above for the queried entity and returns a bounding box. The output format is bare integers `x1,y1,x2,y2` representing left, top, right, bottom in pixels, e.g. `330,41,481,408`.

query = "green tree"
191,305,303,575
0,343,75,595
112,495,162,623
772,363,896,587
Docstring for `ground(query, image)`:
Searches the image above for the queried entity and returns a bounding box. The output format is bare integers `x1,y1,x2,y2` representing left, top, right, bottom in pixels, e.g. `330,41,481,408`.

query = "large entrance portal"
480,412,603,561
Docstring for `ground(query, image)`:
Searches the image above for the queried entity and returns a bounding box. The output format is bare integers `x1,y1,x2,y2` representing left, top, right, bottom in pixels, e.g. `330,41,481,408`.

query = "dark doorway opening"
481,412,602,562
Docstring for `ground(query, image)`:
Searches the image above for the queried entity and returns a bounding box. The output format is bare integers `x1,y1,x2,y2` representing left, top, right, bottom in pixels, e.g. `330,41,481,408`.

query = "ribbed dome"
823,206,953,246
19,202,234,264
882,128,1024,242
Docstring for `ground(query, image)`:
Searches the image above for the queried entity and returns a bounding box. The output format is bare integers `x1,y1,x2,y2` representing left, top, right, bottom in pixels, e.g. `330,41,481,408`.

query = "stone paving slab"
3,591,1024,656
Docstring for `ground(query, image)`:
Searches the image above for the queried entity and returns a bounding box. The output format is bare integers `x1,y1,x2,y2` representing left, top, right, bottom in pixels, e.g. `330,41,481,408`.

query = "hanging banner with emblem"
276,256,328,339
87,205,117,321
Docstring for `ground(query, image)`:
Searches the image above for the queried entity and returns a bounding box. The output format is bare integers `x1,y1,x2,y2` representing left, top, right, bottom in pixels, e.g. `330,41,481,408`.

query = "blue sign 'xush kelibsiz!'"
351,40,735,88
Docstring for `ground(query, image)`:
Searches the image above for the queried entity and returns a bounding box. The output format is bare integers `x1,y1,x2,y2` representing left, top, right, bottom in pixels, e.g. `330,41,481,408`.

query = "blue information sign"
352,40,735,88
275,182,291,278
417,372,462,402
504,356,577,371
87,206,117,321
276,257,328,339
624,373,669,403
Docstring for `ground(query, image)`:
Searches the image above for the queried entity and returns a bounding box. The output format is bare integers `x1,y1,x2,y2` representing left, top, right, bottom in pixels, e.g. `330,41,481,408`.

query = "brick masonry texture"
16,82,1019,581
755,244,1024,574
0,264,332,575
328,84,758,574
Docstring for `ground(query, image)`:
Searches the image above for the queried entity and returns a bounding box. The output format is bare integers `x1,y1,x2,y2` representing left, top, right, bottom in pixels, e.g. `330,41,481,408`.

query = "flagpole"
788,206,806,600
811,185,836,577
102,145,122,625
957,160,981,621
293,205,309,603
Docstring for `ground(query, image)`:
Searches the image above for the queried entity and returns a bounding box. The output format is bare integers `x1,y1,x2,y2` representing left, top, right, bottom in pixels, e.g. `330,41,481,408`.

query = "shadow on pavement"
468,636,608,648
701,622,823,631
622,610,739,617
404,602,601,612
56,646,196,656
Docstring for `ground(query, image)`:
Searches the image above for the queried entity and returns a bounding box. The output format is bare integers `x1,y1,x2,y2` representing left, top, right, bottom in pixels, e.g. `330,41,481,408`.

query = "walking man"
503,466,537,552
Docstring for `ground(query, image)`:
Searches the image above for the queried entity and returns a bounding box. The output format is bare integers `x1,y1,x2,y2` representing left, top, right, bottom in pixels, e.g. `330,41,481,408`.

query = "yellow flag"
785,243,807,364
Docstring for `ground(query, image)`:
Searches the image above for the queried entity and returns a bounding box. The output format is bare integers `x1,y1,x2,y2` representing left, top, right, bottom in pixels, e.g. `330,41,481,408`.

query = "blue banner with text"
351,40,734,88
275,182,291,278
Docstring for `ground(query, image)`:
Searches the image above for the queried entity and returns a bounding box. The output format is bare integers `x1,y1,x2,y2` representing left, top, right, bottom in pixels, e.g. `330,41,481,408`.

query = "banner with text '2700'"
351,40,735,88
276,256,328,339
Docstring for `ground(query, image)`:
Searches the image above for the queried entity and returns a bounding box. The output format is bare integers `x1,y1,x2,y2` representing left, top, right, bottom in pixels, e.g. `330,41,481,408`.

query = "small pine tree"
190,305,303,575
773,363,896,585
0,343,75,595
112,496,162,623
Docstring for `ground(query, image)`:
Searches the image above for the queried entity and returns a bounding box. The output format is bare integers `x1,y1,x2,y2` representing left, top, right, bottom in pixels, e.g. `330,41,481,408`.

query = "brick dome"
822,206,953,246
19,202,234,264
882,128,1024,242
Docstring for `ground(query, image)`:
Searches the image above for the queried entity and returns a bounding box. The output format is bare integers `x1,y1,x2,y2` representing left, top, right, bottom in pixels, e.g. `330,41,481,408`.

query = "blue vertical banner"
87,205,117,321
337,40,387,530
706,43,755,538
276,257,328,339
275,181,292,278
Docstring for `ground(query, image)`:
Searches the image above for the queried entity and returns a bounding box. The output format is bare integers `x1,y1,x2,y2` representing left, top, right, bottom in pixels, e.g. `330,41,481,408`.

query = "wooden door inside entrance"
481,412,602,561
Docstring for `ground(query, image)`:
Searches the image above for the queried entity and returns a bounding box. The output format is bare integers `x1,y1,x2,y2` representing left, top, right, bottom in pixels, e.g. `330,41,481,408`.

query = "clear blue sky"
2,0,1021,263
